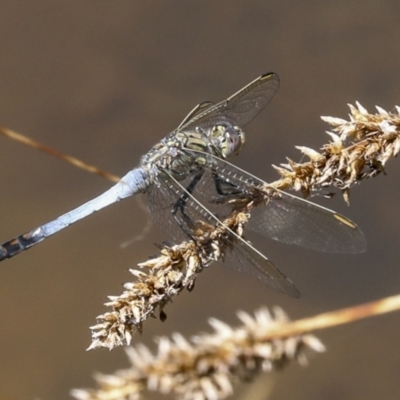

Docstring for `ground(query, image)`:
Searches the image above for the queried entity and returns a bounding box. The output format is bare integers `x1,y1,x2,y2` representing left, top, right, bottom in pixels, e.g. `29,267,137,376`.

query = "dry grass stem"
254,293,400,338
73,307,325,400
0,126,120,183
90,103,400,349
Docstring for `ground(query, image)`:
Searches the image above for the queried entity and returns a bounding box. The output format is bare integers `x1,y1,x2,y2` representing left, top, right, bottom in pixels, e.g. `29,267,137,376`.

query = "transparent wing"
179,73,280,132
222,238,300,297
147,174,189,244
183,149,366,254
248,194,366,253
147,167,300,297
177,101,214,130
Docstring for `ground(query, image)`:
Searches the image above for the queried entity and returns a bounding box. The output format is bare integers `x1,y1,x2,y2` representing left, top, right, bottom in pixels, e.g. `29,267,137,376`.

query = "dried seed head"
73,308,324,400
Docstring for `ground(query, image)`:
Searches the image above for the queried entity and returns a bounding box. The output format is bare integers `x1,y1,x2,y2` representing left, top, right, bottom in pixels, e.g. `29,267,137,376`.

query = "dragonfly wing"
248,192,366,253
223,238,300,297
183,149,366,254
177,101,214,130
180,73,280,132
147,175,189,243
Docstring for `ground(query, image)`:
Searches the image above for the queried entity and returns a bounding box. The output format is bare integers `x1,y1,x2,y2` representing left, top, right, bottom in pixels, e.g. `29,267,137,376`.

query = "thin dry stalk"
0,126,120,183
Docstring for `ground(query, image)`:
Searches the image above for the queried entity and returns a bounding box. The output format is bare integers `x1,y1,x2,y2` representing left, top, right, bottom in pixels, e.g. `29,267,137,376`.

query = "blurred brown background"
0,1,399,399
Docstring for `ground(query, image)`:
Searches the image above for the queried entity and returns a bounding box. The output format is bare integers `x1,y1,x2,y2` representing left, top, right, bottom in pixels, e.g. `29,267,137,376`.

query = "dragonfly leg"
171,171,204,239
212,171,242,196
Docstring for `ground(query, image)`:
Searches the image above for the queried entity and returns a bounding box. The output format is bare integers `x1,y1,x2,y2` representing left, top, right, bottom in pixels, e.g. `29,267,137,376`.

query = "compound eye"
224,127,245,156
209,123,245,158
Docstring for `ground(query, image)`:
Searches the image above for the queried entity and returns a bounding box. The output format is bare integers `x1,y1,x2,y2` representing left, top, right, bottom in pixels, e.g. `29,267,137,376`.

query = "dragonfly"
0,72,366,297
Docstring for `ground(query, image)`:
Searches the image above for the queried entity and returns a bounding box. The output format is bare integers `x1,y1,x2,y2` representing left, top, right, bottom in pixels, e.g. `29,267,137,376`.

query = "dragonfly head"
209,123,245,158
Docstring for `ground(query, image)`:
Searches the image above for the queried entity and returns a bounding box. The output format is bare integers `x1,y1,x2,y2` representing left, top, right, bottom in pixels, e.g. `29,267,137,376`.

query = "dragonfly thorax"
208,123,245,158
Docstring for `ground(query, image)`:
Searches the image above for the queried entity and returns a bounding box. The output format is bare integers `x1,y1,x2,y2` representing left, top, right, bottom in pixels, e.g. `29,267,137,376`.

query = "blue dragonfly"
0,73,366,297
